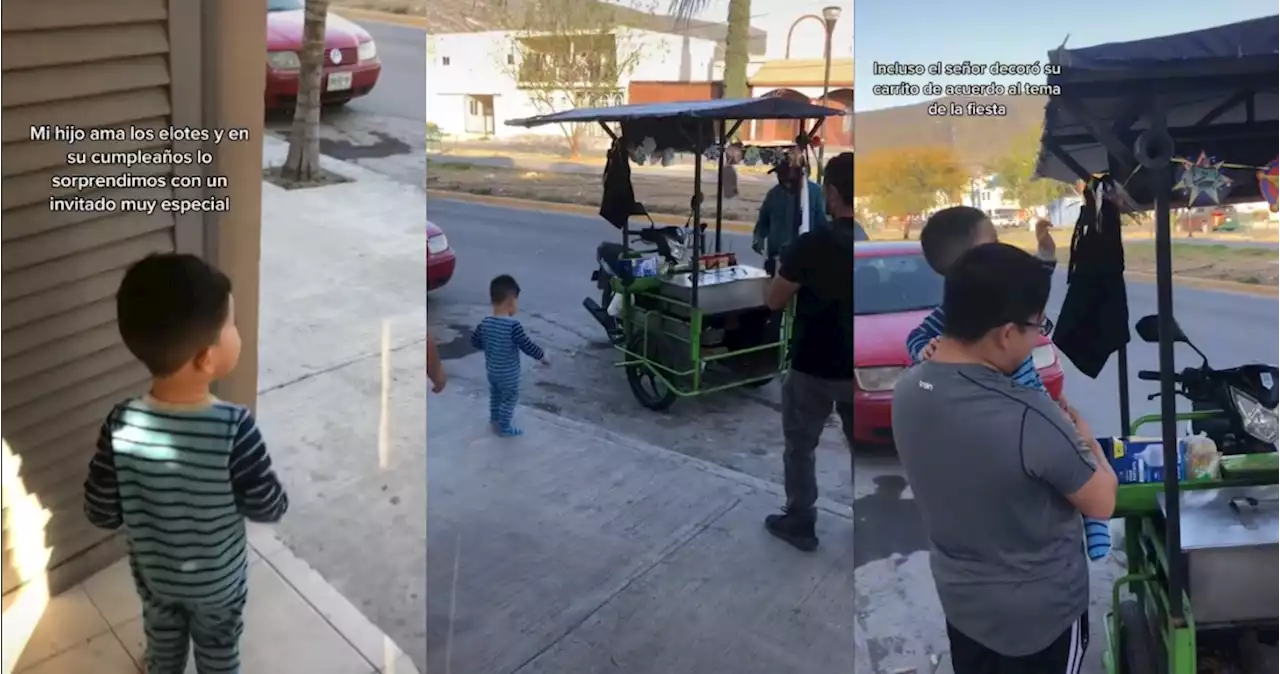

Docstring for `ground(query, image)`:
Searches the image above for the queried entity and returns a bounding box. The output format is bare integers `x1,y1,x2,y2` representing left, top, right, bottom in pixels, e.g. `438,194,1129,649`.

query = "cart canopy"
510,98,843,155
506,97,844,127
1035,15,1279,205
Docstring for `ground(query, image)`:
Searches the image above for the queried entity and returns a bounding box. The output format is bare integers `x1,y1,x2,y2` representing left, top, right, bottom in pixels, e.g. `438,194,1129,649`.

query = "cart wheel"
625,334,677,411
1117,600,1161,674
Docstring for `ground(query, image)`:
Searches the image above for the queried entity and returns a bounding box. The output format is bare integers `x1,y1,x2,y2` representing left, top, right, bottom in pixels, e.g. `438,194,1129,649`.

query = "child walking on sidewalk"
471,275,549,436
84,253,289,674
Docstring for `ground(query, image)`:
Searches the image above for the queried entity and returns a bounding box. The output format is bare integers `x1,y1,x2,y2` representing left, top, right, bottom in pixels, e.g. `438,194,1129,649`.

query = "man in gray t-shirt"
891,243,1117,672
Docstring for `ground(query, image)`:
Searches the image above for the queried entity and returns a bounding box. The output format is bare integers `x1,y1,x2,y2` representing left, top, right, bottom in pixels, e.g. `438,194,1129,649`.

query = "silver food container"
656,265,772,316
1158,485,1279,626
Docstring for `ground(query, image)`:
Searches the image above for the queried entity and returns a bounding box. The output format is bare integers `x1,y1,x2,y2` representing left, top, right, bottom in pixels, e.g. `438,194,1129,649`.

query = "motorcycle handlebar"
1137,370,1162,381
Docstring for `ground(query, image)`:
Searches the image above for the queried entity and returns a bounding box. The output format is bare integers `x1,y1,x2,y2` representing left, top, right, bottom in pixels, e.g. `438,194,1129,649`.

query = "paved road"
267,18,426,184
427,197,1279,672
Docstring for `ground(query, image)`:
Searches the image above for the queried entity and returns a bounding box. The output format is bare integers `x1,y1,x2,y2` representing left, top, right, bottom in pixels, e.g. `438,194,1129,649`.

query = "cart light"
1230,386,1279,445
855,366,904,392
1031,345,1058,370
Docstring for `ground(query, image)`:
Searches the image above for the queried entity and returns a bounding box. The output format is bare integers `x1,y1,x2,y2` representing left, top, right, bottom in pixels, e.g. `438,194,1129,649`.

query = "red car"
265,0,381,110
852,241,1065,445
427,220,456,291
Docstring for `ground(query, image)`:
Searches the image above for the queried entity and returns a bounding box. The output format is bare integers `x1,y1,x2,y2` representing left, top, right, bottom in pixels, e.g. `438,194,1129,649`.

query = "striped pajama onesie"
84,396,289,674
471,316,545,435
905,258,1112,561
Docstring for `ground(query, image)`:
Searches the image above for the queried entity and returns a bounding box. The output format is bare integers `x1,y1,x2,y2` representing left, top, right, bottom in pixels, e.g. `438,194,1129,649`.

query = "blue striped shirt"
471,316,545,383
84,397,288,603
905,256,1058,392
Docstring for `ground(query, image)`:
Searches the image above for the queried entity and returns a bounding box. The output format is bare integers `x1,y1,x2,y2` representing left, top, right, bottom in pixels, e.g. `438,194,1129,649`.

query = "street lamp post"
816,5,841,182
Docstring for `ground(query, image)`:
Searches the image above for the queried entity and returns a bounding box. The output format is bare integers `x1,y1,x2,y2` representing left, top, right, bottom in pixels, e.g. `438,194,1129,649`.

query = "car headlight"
267,51,301,70
1229,386,1279,445
1031,344,1058,370
855,366,904,392
428,233,449,254
357,39,377,62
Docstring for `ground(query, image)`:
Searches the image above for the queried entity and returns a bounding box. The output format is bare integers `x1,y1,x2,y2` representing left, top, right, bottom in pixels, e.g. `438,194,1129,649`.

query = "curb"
426,189,756,233
1122,270,1277,297
333,7,430,29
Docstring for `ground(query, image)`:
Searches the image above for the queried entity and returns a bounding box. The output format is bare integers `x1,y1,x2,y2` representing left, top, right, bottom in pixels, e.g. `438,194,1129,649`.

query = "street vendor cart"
1034,16,1279,674
507,98,844,410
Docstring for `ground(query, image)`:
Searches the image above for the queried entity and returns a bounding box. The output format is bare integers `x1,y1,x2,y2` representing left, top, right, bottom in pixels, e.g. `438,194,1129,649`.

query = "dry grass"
867,225,1277,285
427,162,771,222
428,163,1277,286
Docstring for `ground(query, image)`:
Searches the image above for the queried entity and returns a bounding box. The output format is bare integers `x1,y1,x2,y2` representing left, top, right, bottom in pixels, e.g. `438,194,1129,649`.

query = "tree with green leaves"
856,146,969,239
500,0,649,157
670,0,751,98
985,127,1074,214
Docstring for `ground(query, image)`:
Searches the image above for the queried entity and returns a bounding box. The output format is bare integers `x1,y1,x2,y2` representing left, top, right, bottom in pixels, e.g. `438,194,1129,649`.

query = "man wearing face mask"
752,158,828,276
891,243,1117,674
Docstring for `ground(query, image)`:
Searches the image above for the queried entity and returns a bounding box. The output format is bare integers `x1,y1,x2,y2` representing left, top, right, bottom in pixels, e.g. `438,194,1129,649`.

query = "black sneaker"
764,508,818,552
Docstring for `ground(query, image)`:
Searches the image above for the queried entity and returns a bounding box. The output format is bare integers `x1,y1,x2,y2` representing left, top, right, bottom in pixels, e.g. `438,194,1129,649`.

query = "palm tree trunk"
282,0,330,182
722,0,751,98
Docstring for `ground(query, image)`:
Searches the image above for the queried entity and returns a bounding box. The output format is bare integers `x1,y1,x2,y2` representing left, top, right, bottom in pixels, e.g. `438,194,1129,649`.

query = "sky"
855,0,1276,111
638,0,855,60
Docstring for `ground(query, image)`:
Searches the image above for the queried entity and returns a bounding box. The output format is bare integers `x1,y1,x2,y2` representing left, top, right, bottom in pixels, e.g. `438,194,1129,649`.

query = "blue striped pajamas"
905,258,1112,561
85,397,288,674
471,316,545,435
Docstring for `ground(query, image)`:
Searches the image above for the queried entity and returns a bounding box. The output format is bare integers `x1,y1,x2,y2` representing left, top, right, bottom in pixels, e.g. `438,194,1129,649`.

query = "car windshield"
854,253,943,316
267,0,303,11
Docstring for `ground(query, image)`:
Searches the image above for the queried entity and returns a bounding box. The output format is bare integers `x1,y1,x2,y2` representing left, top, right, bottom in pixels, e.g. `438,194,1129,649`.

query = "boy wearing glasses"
905,209,1111,562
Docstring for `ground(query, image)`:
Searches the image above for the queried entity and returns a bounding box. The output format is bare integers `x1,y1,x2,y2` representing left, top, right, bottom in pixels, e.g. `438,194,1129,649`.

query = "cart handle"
1127,410,1226,436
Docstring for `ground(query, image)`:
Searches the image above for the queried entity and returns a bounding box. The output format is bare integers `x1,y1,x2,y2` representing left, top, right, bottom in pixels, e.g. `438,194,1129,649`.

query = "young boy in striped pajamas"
84,253,289,674
471,275,549,436
906,209,1112,561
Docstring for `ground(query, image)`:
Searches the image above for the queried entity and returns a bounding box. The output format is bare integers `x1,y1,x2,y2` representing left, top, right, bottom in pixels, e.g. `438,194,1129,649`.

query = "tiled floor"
8,524,419,674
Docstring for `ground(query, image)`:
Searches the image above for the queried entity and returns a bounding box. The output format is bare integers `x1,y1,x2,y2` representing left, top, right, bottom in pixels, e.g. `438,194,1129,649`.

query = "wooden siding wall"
1,0,203,595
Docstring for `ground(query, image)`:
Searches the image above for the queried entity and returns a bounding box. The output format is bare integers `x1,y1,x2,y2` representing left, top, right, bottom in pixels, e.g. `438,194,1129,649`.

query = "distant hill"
853,95,1047,168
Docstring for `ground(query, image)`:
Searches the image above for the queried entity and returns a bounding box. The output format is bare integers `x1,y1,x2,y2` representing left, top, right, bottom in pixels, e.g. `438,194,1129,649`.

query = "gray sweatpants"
781,369,854,513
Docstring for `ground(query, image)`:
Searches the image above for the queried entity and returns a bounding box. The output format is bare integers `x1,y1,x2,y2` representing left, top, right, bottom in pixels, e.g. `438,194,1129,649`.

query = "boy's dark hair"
116,253,232,376
941,243,1050,343
823,152,854,207
920,205,990,274
489,274,521,304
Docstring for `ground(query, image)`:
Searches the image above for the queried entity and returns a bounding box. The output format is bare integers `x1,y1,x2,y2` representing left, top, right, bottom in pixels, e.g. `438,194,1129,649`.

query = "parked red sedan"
852,241,1065,445
265,0,381,110
427,220,455,291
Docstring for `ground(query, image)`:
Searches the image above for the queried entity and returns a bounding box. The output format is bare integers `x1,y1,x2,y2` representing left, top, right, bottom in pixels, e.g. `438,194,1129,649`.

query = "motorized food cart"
1034,15,1280,673
507,98,844,410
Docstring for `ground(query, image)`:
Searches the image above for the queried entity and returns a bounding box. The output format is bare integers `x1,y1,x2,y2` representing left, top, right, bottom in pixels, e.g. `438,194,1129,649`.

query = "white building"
427,28,724,139
962,174,1024,223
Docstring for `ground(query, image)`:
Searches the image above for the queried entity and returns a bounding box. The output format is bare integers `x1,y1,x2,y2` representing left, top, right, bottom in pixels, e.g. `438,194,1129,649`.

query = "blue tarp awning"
1051,15,1278,72
506,97,844,128
1035,15,1279,204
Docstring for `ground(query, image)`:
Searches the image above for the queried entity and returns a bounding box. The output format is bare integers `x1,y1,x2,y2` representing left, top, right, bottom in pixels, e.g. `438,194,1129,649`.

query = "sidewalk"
6,524,418,674
426,380,857,674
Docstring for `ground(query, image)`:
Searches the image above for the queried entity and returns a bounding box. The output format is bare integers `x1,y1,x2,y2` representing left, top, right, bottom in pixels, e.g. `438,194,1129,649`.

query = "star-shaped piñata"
1174,151,1233,207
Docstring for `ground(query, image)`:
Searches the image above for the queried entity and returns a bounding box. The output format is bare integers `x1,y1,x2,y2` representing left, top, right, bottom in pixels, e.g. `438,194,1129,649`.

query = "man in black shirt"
762,152,855,551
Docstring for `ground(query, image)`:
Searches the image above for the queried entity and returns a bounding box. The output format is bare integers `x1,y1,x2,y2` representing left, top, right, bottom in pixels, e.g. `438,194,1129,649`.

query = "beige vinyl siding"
2,0,205,595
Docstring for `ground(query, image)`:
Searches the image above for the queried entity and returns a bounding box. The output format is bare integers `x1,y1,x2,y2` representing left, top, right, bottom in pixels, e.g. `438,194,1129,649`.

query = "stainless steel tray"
1157,485,1279,626
656,265,772,316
